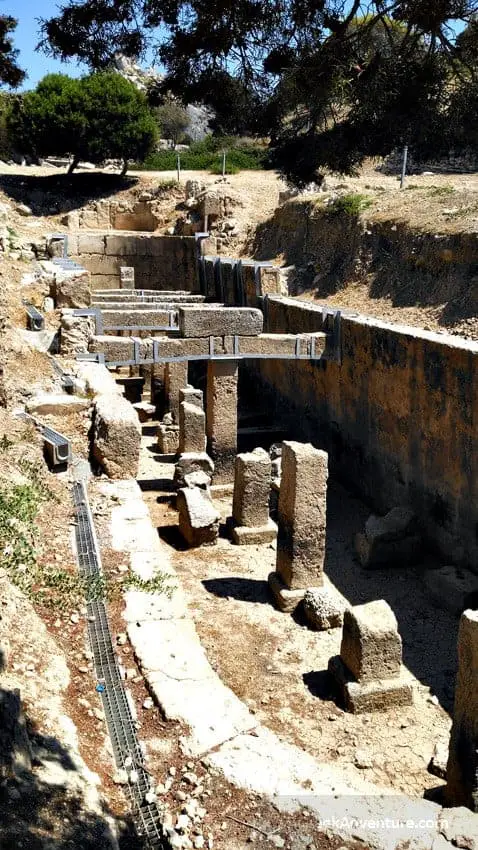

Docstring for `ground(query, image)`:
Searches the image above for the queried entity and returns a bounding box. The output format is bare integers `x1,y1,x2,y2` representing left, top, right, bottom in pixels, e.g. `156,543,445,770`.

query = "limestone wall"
69,232,199,291
247,296,478,571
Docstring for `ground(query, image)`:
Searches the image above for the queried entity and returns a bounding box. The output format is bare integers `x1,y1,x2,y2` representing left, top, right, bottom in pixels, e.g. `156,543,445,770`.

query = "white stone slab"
147,674,257,757
206,727,442,850
128,620,214,680
123,588,186,623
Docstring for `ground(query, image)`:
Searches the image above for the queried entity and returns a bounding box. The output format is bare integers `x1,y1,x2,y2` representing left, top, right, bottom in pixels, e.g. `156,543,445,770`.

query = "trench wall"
246,295,478,570
69,232,199,291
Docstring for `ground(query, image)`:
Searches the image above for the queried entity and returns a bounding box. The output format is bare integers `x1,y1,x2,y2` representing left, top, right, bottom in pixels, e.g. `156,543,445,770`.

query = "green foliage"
0,16,24,88
209,162,239,175
155,98,189,144
328,193,373,216
8,72,158,172
39,1,478,183
135,136,268,171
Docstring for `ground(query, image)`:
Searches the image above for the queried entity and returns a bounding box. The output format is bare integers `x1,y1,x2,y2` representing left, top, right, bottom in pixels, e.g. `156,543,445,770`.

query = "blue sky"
2,0,87,89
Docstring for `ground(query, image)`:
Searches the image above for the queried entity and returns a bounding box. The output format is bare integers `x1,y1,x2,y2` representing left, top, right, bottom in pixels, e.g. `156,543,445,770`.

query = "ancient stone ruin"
8,221,478,850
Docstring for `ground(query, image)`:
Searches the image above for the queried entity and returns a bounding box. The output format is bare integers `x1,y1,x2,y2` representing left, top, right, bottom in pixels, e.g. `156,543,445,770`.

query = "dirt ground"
138,425,454,803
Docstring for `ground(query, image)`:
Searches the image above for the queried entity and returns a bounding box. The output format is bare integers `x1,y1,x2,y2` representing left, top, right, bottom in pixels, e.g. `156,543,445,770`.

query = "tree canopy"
39,1,478,184
8,72,157,173
0,16,25,88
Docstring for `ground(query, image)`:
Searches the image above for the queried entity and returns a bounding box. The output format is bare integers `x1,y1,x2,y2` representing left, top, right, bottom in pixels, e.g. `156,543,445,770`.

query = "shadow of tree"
0,683,142,850
0,172,138,217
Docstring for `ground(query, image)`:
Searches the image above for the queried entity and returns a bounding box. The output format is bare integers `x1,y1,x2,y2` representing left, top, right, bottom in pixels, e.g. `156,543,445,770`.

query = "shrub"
8,72,158,173
329,193,373,216
134,135,268,171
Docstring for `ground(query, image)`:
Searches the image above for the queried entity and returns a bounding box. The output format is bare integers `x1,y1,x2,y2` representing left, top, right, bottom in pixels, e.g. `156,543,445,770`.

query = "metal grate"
72,481,167,849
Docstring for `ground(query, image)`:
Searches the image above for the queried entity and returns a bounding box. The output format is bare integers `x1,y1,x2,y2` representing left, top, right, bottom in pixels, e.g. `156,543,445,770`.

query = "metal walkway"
72,480,167,849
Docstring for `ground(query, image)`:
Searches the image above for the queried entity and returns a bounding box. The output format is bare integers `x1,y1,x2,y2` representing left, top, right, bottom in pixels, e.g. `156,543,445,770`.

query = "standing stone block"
230,448,277,545
179,402,206,454
446,610,478,811
177,487,220,547
179,386,204,409
340,601,402,683
120,266,135,289
276,441,328,590
165,361,188,422
328,600,413,713
157,422,179,454
206,360,238,484
233,448,271,527
93,393,141,479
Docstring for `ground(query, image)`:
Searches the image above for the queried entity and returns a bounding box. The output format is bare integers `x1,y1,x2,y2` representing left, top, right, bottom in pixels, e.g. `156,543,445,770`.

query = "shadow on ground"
203,577,271,605
0,172,138,217
0,683,140,849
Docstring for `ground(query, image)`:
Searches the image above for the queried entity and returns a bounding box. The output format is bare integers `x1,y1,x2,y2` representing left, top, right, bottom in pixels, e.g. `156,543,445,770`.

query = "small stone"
354,750,373,769
183,772,199,786
70,613,80,624
129,769,139,783
169,766,177,776
176,814,190,832
143,697,154,710
145,790,156,804
116,632,127,646
175,790,188,802
113,769,128,785
194,838,205,849
270,837,285,849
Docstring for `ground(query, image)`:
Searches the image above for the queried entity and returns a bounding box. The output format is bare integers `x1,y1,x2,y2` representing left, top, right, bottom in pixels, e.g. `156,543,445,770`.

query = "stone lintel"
179,306,263,338
90,332,327,363
102,309,173,328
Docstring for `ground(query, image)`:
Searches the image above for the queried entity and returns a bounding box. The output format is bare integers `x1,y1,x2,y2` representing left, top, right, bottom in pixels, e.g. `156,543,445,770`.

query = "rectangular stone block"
237,333,326,358
165,361,188,422
340,601,402,683
178,306,263,338
77,233,106,255
179,386,204,409
76,255,121,276
276,441,328,590
93,392,141,479
105,234,147,256
120,266,135,289
157,423,179,454
177,487,220,547
179,401,206,454
328,656,413,714
446,610,478,810
90,334,134,362
102,309,172,329
232,447,271,527
206,360,238,484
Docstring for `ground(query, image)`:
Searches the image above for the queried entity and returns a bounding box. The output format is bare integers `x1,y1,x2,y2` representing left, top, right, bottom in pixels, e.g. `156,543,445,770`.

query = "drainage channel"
72,479,167,849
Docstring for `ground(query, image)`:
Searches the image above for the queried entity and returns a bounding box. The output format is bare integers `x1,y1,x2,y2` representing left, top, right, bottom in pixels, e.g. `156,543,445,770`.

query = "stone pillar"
165,361,188,422
268,441,328,611
328,601,413,713
277,441,327,589
230,448,277,544
446,610,478,810
206,360,238,484
179,402,206,454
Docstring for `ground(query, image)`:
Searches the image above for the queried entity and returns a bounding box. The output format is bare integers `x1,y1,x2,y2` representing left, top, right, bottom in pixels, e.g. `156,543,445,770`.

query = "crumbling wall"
246,295,478,571
70,232,199,291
